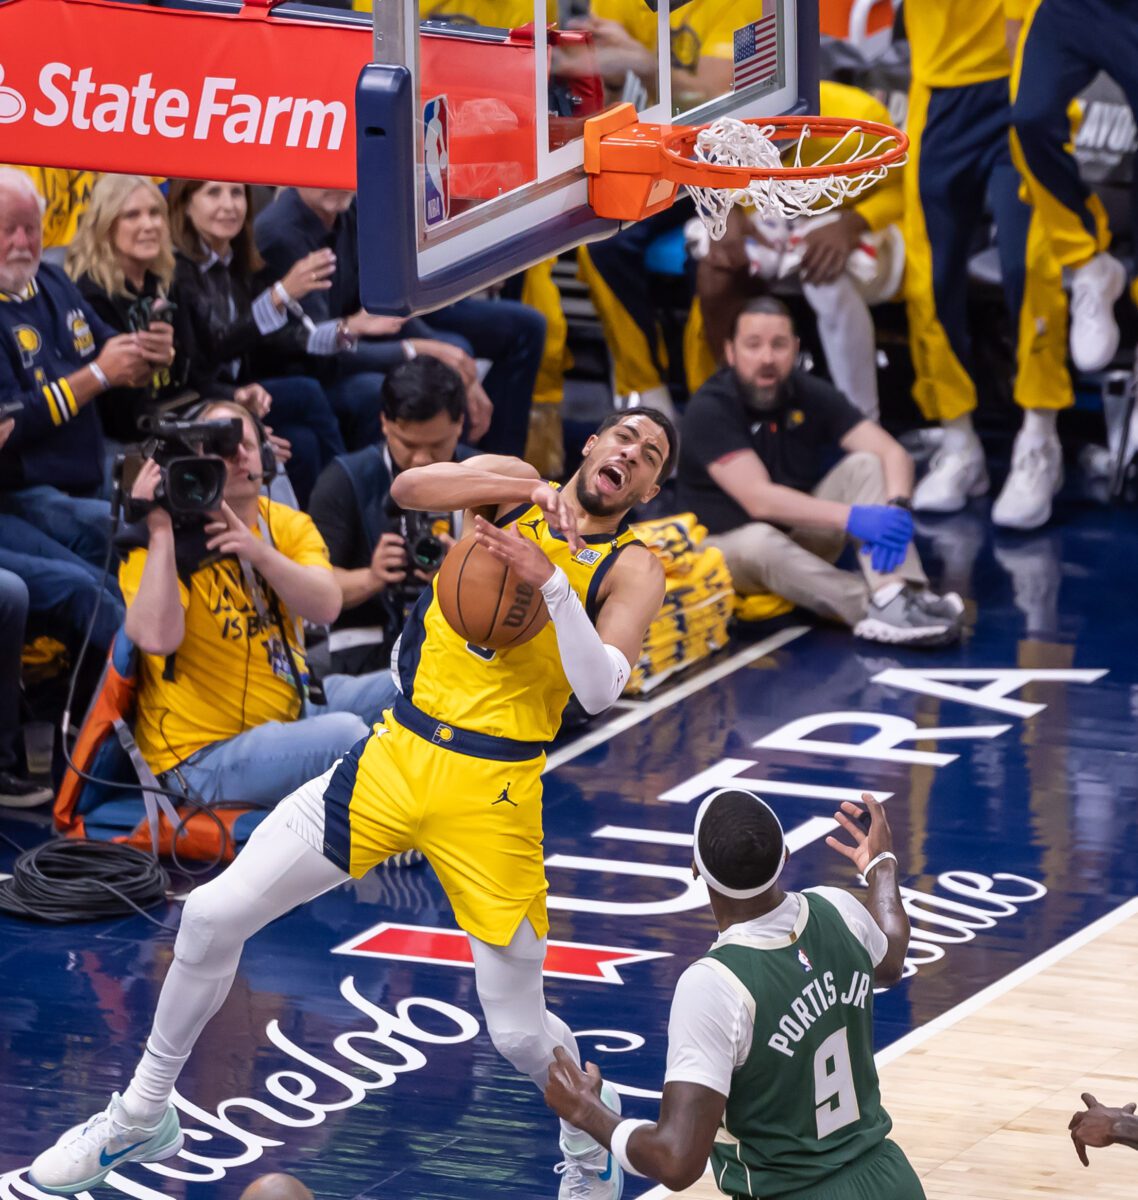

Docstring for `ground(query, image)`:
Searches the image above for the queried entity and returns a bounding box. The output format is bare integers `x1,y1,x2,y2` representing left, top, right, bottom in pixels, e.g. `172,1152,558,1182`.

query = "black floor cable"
0,835,177,928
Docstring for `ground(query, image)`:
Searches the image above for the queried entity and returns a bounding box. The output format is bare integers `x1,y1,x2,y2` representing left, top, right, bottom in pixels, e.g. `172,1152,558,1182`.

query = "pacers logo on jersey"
787,409,806,429
67,309,95,356
14,324,40,367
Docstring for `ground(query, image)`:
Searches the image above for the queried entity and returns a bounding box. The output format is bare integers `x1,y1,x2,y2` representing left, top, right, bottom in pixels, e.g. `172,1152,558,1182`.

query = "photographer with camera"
121,400,399,809
308,357,476,675
0,168,164,567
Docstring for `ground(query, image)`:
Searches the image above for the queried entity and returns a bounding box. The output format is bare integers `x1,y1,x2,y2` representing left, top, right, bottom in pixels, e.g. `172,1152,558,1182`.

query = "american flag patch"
733,3,779,92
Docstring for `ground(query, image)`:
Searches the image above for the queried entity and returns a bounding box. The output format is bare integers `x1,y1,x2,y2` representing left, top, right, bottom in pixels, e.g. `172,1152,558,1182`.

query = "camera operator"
0,168,162,567
308,357,477,675
121,400,399,808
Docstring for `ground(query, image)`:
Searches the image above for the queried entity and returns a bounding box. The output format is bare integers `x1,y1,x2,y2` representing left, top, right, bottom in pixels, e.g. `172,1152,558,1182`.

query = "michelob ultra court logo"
0,61,347,151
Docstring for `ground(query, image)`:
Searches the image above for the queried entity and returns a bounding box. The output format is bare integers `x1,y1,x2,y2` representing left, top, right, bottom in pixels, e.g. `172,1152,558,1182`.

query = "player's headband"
693,788,787,899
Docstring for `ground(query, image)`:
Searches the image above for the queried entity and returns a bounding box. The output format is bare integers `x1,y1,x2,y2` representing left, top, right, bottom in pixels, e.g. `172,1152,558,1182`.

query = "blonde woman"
66,175,185,444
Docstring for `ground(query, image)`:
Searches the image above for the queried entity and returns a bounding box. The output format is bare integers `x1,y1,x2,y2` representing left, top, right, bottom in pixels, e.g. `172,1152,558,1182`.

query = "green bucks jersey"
706,892,891,1197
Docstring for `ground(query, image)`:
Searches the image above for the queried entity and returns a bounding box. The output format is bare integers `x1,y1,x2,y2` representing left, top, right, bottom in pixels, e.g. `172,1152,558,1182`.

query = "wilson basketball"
435,539,549,651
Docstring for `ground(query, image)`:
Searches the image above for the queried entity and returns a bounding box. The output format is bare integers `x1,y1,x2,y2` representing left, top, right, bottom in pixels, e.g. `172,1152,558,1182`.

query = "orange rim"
657,115,908,188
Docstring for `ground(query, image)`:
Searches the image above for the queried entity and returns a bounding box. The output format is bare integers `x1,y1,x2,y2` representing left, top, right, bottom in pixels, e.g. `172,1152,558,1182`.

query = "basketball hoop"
584,104,908,239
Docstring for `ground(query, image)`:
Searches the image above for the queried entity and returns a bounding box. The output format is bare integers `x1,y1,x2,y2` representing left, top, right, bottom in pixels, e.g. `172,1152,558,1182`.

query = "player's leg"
1010,0,1122,371
801,273,880,421
903,81,991,513
468,921,624,1199
29,771,353,1195
988,146,1072,529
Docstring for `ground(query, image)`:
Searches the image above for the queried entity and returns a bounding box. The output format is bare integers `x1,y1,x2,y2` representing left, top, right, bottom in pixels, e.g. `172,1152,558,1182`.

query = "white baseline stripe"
633,894,1138,1199
543,626,809,774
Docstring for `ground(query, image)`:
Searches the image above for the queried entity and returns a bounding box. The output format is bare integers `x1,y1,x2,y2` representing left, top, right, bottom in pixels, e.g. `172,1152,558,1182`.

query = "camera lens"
411,535,445,572
166,457,225,512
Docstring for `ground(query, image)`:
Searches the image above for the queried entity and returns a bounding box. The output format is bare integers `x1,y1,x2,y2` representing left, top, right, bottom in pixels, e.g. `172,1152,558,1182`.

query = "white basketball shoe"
912,437,989,514
29,1093,183,1194
555,1081,624,1199
992,432,1063,530
1069,252,1127,373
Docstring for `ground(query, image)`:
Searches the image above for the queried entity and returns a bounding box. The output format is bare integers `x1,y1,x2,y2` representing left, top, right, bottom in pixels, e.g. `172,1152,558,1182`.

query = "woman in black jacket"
168,179,347,507
65,174,188,449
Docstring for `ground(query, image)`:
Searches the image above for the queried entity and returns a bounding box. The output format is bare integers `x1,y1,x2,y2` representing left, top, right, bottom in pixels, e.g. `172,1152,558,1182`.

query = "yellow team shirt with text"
119,498,332,775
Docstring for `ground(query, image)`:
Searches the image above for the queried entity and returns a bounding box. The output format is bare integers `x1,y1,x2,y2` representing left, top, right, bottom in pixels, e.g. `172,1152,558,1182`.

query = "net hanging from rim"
668,116,908,241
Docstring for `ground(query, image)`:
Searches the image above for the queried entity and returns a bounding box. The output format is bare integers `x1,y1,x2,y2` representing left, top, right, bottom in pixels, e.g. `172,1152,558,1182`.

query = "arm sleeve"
308,464,362,568
538,566,630,714
664,961,752,1095
804,886,888,966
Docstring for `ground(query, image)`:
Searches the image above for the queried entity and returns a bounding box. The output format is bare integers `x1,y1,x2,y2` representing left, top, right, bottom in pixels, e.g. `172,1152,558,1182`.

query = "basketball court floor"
2,493,1137,1200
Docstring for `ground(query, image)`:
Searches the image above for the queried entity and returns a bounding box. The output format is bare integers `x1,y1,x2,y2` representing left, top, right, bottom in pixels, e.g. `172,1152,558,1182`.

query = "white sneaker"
854,584,960,647
992,435,1063,530
1069,252,1127,372
555,1081,624,1199
912,441,989,513
29,1094,183,1194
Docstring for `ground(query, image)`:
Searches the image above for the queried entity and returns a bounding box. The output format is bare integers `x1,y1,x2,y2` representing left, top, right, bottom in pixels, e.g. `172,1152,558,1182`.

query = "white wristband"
88,361,110,390
273,280,291,307
610,1119,651,1178
863,851,898,876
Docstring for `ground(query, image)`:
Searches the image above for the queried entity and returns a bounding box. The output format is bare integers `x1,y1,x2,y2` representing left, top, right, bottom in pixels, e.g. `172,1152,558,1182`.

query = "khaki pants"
707,453,927,628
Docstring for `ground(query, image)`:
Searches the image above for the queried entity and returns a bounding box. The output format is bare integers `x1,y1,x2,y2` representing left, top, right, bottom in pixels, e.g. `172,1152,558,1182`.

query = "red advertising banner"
0,0,539,191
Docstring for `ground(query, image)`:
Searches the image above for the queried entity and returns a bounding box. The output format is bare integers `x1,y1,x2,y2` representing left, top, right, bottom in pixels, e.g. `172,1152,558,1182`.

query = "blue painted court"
2,498,1137,1200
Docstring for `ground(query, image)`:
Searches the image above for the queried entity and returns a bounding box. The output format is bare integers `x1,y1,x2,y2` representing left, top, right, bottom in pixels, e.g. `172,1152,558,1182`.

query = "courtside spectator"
167,179,346,507
122,400,398,809
0,168,159,567
308,357,477,675
0,567,50,807
255,188,544,457
66,174,193,450
676,299,963,646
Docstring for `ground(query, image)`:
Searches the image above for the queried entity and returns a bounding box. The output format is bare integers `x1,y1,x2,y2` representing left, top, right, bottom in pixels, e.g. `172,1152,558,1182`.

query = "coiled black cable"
0,838,176,927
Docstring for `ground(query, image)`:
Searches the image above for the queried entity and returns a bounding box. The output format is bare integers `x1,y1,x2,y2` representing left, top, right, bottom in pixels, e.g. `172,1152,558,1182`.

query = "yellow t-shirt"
592,0,750,65
904,0,1016,88
120,498,332,775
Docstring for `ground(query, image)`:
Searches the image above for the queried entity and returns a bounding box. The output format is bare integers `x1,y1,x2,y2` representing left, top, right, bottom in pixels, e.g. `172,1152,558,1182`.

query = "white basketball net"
685,117,905,241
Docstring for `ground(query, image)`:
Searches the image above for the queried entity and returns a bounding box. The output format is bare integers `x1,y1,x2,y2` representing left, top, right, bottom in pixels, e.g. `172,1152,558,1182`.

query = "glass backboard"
356,0,817,313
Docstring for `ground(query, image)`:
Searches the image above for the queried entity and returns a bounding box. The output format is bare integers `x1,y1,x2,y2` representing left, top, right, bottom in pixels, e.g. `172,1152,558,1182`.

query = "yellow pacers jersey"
592,0,751,64
120,499,331,774
398,501,641,746
905,0,1014,88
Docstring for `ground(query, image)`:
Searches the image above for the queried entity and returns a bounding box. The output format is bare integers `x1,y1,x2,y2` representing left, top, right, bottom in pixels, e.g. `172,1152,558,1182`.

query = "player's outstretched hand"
1069,1094,1137,1166
824,793,892,875
473,516,556,587
529,482,583,552
544,1046,604,1128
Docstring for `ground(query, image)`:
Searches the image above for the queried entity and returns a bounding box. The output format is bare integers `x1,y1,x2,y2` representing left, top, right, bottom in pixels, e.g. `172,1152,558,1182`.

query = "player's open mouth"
597,463,627,493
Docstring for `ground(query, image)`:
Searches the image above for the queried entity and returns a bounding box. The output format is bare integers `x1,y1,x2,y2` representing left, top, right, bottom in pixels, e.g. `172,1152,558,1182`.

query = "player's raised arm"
389,453,541,514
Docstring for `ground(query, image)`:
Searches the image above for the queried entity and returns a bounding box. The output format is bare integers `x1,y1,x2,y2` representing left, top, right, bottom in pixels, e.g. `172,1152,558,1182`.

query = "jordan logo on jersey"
519,517,543,537
492,783,516,807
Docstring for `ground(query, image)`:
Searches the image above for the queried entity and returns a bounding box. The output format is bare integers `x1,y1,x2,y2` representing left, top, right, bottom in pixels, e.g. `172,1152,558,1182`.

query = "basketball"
435,538,549,650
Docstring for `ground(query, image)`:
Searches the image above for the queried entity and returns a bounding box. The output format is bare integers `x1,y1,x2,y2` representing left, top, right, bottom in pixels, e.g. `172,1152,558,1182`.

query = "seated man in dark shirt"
677,297,963,645
308,357,477,675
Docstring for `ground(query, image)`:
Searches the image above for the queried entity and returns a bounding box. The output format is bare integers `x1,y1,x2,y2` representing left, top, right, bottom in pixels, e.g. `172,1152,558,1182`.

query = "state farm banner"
0,0,368,187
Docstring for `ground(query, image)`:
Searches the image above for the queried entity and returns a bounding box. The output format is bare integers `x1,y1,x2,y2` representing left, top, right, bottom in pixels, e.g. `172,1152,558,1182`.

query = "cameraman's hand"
96,334,151,388
369,532,408,591
136,321,176,367
131,457,172,535
413,531,455,583
280,249,336,302
205,501,262,563
235,383,272,418
464,379,493,445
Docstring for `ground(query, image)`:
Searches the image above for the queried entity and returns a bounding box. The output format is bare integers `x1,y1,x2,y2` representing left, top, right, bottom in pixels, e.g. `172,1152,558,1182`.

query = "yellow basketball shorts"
316,705,549,947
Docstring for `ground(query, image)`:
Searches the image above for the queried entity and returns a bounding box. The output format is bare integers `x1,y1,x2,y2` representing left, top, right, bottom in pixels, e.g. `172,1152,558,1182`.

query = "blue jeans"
0,486,115,571
0,568,29,772
160,669,400,807
258,376,346,509
324,370,386,451
426,298,546,457
0,515,124,657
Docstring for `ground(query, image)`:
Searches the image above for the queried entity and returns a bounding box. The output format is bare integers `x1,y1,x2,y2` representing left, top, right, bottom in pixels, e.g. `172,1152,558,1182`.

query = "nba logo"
423,95,450,228
797,949,813,973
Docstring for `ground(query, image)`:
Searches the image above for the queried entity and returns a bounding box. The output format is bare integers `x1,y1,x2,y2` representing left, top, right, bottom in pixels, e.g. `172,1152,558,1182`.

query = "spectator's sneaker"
555,1081,624,1199
29,1094,183,1195
912,441,989,514
854,584,960,647
0,771,52,808
992,435,1063,530
1069,252,1127,372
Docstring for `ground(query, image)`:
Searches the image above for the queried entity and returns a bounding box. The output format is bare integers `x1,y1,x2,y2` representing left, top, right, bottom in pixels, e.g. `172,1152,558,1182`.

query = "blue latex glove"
846,504,913,575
